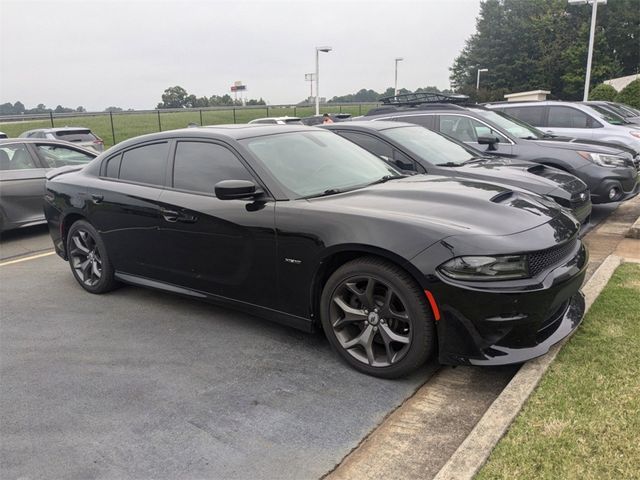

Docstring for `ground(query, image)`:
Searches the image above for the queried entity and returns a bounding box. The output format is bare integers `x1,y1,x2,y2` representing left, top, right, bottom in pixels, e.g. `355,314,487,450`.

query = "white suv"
19,127,104,152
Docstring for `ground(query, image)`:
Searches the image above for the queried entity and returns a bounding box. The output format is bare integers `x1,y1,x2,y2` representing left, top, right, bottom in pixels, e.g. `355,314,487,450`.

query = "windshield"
471,109,547,139
383,125,485,166
241,131,400,198
587,105,628,125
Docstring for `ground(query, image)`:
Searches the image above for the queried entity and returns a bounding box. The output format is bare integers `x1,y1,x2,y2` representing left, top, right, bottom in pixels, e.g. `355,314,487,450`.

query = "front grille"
528,239,579,277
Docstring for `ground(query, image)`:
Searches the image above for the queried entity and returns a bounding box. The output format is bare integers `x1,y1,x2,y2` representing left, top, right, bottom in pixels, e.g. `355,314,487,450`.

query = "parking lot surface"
0,254,436,480
0,202,628,480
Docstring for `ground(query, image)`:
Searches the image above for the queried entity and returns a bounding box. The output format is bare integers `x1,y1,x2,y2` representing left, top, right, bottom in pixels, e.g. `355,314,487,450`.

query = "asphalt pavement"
0,202,625,480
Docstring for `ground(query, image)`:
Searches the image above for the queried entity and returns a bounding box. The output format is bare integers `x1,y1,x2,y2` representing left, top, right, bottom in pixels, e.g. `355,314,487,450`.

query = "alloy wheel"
69,229,103,287
330,275,413,367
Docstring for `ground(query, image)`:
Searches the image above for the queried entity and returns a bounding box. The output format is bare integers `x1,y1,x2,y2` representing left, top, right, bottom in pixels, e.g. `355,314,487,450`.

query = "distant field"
0,104,378,148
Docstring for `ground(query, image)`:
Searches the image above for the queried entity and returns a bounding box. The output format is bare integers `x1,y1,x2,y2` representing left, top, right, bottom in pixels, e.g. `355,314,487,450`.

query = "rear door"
155,140,278,307
544,106,600,140
85,141,170,278
0,142,47,228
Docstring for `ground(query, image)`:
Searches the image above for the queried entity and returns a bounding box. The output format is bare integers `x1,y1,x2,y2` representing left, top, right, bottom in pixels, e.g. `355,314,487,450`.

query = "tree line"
156,86,266,109
0,102,87,115
326,86,453,103
450,0,639,102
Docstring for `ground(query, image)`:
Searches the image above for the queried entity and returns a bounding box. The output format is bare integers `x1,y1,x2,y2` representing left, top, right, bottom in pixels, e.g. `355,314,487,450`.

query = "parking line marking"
0,251,56,267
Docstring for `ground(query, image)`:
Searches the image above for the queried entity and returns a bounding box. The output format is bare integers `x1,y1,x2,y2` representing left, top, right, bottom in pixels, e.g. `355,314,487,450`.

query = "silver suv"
19,127,104,152
487,101,640,155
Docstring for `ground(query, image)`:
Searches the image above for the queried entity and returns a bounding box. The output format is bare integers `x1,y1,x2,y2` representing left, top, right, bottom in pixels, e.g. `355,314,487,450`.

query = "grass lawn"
0,104,378,148
476,263,640,480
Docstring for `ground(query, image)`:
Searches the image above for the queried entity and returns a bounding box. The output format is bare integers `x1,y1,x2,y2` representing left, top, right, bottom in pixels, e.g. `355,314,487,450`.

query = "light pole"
305,73,315,103
476,68,488,90
315,46,332,116
568,0,607,101
394,57,404,95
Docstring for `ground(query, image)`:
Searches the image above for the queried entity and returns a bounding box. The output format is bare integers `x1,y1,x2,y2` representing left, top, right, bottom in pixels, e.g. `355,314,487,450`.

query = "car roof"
0,137,98,152
107,124,324,150
21,127,93,133
321,120,415,132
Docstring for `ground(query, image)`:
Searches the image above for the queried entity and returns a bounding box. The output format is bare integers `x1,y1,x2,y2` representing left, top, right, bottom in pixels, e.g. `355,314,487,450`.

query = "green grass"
0,104,378,148
476,263,640,480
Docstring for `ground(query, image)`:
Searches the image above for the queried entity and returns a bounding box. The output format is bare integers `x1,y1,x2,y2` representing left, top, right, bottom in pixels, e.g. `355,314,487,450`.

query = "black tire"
320,256,435,378
66,219,117,294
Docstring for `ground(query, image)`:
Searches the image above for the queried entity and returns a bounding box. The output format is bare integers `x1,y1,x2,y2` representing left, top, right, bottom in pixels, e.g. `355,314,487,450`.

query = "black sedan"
322,121,592,224
0,138,97,231
44,125,587,378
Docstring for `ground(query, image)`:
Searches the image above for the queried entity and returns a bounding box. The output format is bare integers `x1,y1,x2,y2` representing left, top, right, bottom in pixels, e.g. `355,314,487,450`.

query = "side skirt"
114,272,315,333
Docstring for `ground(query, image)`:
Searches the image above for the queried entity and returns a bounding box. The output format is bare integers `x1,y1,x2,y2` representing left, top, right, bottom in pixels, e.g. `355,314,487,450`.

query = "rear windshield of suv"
587,105,628,125
54,130,97,142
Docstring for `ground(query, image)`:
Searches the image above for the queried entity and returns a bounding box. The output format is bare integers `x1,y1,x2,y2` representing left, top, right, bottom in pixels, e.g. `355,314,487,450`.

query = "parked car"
581,101,640,126
0,139,97,231
486,100,640,155
248,116,303,125
44,125,587,378
322,121,592,224
363,98,639,204
0,132,7,139
19,127,105,152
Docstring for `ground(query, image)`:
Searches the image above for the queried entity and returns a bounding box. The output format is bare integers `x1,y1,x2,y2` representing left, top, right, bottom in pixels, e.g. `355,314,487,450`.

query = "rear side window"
105,154,122,178
119,142,168,186
54,130,97,142
0,144,38,170
547,107,593,128
172,141,254,195
338,131,394,159
505,106,545,126
392,115,436,130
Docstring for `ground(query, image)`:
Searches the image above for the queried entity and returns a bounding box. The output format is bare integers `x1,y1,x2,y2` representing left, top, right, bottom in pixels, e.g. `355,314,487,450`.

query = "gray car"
362,100,639,203
0,138,96,231
487,101,640,155
19,127,105,152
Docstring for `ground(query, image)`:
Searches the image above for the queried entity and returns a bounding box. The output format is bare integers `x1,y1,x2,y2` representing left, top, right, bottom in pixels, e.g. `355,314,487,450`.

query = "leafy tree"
105,106,123,112
54,105,73,113
0,102,14,114
451,0,636,100
157,85,189,109
616,79,640,109
76,106,86,113
13,101,25,114
589,83,618,101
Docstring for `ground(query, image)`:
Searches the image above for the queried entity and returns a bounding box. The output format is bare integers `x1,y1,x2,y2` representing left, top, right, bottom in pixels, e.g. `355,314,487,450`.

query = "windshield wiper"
435,162,461,167
367,174,407,186
301,188,343,199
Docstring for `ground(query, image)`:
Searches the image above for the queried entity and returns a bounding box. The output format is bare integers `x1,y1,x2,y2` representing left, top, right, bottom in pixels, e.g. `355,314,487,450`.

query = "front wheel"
66,220,117,294
320,257,435,378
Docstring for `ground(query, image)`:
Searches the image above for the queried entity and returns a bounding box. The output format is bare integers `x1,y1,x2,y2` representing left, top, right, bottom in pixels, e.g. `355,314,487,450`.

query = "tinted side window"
393,115,435,130
507,106,546,126
105,154,122,178
173,142,253,195
547,107,591,128
338,131,394,159
119,142,168,185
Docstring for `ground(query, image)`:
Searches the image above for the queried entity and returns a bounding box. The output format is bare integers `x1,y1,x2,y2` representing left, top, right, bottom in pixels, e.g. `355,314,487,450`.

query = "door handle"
91,193,104,203
160,208,179,222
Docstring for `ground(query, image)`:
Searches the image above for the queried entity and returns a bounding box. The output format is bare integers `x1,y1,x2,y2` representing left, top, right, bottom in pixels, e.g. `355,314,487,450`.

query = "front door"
155,140,278,308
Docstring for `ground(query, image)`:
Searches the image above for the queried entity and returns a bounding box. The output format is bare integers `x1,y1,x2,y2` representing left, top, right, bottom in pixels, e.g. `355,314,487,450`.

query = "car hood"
450,158,586,196
306,175,576,237
530,137,631,156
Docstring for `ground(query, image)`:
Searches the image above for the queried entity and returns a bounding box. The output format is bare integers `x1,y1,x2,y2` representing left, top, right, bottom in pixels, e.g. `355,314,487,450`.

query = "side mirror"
477,136,500,151
214,180,261,200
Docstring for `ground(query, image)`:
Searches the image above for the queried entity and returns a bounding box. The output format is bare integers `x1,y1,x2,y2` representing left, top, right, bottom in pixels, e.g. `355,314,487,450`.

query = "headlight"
577,151,627,168
439,255,529,281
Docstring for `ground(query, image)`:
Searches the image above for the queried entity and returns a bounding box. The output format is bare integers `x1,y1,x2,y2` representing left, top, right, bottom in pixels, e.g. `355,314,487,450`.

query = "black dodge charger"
44,125,587,378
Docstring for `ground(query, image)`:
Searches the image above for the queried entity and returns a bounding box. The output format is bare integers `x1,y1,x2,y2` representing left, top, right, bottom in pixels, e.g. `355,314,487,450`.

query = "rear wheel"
66,220,117,294
320,257,435,378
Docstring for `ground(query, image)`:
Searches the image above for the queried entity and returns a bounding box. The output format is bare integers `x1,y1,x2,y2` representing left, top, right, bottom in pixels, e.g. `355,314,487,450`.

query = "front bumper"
414,236,588,366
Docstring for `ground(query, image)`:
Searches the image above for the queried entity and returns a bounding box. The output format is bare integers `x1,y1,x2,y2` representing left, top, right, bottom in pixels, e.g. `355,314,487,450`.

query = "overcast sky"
0,0,481,111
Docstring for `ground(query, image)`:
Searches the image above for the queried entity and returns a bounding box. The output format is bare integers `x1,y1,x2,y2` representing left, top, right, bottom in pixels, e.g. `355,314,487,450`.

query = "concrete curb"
432,254,624,480
627,217,640,239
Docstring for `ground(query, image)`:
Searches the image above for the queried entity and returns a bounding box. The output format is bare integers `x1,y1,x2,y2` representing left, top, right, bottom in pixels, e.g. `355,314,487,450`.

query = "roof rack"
379,92,470,106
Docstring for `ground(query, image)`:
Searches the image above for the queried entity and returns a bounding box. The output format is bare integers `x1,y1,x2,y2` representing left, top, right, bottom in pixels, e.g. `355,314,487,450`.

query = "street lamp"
315,46,332,116
305,73,315,103
476,68,488,90
568,0,607,101
394,57,404,95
